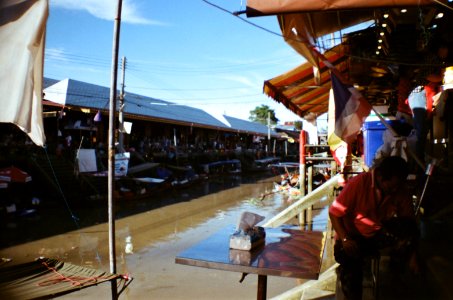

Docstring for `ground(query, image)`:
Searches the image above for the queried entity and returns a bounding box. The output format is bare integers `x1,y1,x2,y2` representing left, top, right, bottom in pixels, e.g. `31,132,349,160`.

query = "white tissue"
236,211,264,233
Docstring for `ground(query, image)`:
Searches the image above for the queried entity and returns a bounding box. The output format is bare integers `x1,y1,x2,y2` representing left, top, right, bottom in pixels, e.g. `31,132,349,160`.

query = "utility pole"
118,56,126,153
108,1,122,299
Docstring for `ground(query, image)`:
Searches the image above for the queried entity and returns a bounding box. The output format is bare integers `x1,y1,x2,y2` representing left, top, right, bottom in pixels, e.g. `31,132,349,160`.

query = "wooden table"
175,225,326,300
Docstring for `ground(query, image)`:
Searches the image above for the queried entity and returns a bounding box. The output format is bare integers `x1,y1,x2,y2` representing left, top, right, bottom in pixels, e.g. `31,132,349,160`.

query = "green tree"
294,121,302,130
249,105,279,125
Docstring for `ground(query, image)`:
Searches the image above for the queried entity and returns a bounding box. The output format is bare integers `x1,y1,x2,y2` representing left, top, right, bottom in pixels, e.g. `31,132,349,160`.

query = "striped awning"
264,45,348,117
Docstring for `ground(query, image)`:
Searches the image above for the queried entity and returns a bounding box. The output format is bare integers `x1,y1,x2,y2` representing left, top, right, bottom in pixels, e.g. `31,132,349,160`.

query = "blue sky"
44,0,306,123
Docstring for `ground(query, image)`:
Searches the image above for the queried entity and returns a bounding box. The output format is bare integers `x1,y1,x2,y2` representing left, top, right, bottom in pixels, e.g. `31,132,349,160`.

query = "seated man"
329,155,419,300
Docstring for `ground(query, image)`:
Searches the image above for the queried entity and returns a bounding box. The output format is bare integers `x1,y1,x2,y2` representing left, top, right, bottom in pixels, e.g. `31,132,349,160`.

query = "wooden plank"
263,174,340,228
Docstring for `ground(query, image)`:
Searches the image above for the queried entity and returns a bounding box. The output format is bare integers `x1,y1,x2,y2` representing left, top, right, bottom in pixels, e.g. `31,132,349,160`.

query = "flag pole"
310,46,425,169
108,0,123,299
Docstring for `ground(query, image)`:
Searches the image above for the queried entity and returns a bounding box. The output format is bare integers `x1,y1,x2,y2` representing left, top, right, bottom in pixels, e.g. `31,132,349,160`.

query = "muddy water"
0,174,330,300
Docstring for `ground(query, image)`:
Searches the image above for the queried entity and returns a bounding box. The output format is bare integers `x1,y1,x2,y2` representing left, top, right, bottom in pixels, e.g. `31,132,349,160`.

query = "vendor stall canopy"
246,0,453,117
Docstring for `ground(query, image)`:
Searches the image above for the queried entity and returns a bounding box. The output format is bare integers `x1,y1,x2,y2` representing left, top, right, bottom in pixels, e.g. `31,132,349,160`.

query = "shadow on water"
0,172,279,249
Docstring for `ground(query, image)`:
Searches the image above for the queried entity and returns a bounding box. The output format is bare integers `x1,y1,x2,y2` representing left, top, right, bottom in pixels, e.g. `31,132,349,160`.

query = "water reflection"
0,172,336,299
3,173,320,251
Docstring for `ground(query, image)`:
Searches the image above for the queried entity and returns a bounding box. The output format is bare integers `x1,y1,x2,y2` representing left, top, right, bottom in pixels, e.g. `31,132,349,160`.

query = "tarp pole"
268,111,271,155
108,1,123,299
118,56,126,153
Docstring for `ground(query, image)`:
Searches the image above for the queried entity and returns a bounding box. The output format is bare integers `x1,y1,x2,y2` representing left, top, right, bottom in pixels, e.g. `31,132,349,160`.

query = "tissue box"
229,226,265,251
229,249,252,264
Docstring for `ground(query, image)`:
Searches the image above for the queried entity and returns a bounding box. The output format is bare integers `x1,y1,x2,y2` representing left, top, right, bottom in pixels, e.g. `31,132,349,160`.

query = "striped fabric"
0,258,128,299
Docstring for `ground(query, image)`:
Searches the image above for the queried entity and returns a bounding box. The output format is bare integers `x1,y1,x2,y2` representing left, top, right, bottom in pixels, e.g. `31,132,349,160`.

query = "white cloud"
220,75,255,87
45,47,68,62
51,0,166,25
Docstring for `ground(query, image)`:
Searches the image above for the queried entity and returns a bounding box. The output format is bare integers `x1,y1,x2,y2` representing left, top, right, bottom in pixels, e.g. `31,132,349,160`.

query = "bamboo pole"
263,174,340,228
307,165,313,194
108,1,122,299
118,56,126,153
307,164,313,227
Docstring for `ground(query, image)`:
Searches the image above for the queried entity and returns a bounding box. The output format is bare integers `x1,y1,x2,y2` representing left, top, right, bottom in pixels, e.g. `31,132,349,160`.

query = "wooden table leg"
257,275,267,300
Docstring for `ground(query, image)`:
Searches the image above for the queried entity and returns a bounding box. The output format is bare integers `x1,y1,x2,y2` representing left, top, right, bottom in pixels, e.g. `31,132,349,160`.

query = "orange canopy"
264,45,348,117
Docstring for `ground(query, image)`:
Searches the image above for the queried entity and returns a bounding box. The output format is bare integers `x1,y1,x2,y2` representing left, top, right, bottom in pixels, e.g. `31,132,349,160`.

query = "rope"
37,261,133,289
38,261,105,287
42,146,89,265
43,146,80,226
39,140,133,295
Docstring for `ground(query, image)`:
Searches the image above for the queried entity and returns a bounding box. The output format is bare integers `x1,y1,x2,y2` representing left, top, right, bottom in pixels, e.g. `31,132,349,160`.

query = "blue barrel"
362,120,395,167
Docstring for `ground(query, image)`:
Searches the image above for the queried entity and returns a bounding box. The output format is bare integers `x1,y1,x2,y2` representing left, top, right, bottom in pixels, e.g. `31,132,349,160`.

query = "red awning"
246,0,443,17
264,45,348,117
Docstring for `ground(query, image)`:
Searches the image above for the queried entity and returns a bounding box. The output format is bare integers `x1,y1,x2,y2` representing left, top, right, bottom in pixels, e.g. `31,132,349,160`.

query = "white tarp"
42,78,69,105
77,149,97,173
0,0,48,147
203,108,231,127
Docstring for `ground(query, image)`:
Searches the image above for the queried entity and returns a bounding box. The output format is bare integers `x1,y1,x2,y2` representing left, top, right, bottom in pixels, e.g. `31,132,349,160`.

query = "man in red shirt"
329,156,419,300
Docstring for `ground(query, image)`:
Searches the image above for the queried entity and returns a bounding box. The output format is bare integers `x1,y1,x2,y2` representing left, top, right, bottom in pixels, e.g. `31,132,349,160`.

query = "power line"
125,55,299,74
201,0,444,67
43,87,267,105
45,47,298,75
123,85,255,91
125,68,259,93
201,0,284,39
154,93,265,102
45,51,112,69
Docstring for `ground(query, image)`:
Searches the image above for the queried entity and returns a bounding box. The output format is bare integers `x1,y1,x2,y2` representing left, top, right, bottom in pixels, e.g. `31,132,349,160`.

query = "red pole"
299,130,306,196
299,130,306,165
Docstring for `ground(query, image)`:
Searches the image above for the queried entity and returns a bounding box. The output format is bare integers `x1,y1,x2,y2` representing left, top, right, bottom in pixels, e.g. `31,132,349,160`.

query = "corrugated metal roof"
43,78,229,129
43,77,59,88
224,115,280,137
43,78,279,136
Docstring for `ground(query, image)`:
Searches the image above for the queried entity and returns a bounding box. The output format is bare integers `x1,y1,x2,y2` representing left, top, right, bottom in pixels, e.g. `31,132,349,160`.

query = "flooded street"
0,173,330,300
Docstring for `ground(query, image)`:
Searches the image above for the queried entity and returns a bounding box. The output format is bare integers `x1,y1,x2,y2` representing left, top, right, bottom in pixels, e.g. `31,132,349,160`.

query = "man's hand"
342,238,360,257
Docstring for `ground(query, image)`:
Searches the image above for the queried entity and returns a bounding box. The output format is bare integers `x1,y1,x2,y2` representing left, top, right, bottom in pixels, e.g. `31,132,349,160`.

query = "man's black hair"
375,156,409,181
